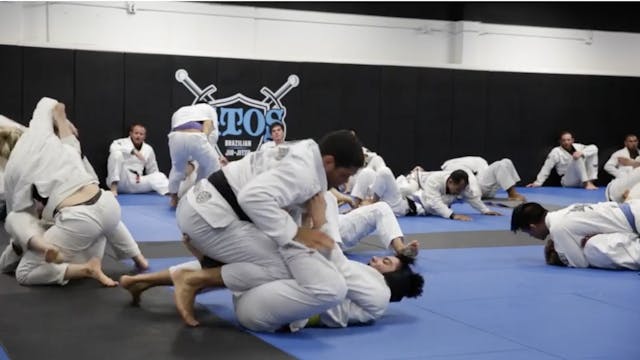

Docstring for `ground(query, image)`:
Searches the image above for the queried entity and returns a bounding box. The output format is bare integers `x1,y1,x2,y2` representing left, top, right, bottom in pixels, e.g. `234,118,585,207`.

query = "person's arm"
237,160,332,250
549,225,590,268
604,150,622,178
531,150,557,186
422,176,454,219
144,146,159,174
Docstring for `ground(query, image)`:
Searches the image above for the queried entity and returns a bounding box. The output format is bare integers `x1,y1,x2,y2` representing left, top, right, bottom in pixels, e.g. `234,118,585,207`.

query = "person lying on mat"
120,191,424,331
543,234,640,270
441,156,526,201
328,189,419,258
0,98,147,286
511,201,640,268
605,167,640,203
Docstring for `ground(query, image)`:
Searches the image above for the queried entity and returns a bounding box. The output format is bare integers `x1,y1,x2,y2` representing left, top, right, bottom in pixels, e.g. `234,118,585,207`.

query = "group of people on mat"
0,97,638,333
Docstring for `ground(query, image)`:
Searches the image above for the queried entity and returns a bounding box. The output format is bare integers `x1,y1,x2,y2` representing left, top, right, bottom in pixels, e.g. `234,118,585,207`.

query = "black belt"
406,198,418,216
53,190,102,217
207,170,252,222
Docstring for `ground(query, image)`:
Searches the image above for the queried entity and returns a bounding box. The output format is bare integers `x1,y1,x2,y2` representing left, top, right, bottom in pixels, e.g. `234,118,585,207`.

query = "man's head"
510,202,549,240
624,134,638,151
558,131,574,151
270,122,285,144
446,169,468,195
368,254,424,302
129,124,147,147
319,130,364,188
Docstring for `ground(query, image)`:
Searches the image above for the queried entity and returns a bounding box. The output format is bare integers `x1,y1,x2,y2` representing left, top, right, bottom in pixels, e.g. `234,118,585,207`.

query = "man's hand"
483,210,502,216
526,183,540,188
219,156,229,166
295,227,334,251
452,214,472,221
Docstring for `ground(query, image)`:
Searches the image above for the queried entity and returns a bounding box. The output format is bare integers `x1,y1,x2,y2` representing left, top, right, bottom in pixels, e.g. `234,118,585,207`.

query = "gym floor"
1,187,637,360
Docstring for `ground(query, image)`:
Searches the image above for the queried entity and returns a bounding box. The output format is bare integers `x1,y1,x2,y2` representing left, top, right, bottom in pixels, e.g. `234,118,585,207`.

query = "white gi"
176,140,348,323
603,147,640,178
258,140,279,151
582,233,640,270
544,200,640,268
167,104,220,195
350,166,410,216
106,136,169,195
4,97,142,285
442,156,522,198
337,201,404,250
413,170,490,218
605,167,640,203
233,191,389,331
533,144,599,187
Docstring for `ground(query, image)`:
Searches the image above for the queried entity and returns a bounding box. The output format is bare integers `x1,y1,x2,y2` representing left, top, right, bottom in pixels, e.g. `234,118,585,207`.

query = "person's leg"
561,160,585,188
106,151,124,195
120,260,203,305
585,151,599,188
192,134,220,181
350,168,376,205
168,132,190,205
481,159,525,200
371,167,409,216
339,202,403,250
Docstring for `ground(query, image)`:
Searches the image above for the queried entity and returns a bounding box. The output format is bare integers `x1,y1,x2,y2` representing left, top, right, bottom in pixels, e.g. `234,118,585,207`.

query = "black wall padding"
2,44,639,188
22,47,75,122
74,50,125,185
0,46,23,124
124,53,173,174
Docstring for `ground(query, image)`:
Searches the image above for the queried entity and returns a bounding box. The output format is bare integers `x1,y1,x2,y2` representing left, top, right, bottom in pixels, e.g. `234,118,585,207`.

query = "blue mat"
155,246,638,360
117,193,182,242
117,187,608,241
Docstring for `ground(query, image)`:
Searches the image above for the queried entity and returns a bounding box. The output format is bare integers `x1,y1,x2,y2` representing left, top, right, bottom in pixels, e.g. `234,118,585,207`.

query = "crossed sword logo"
175,69,300,152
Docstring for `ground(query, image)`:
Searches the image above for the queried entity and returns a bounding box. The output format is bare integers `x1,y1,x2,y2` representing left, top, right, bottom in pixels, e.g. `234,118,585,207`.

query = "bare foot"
120,275,152,306
508,194,526,202
171,269,200,327
44,247,64,264
132,254,149,271
584,182,598,190
169,194,179,208
86,257,118,287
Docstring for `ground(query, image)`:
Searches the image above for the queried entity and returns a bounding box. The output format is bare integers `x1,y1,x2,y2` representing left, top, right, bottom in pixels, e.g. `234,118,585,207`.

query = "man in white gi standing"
107,124,169,196
259,122,286,150
527,131,599,190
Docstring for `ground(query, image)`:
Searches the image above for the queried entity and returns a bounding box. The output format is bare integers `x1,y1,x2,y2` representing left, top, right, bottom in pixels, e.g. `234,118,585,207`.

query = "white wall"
1,1,640,77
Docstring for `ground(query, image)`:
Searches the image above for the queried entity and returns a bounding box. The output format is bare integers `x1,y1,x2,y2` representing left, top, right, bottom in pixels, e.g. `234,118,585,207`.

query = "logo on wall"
175,69,299,160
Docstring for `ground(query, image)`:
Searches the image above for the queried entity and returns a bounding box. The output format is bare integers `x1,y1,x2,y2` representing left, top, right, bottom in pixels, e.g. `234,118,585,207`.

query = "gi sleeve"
144,146,160,174
237,158,318,247
549,224,589,268
603,150,622,178
422,176,454,219
534,150,558,186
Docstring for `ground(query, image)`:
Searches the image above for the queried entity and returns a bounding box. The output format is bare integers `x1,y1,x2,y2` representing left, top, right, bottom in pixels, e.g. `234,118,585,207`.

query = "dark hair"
270,122,284,133
510,202,548,232
558,130,573,140
448,169,469,185
624,134,638,141
383,263,424,302
128,123,146,132
318,129,364,169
